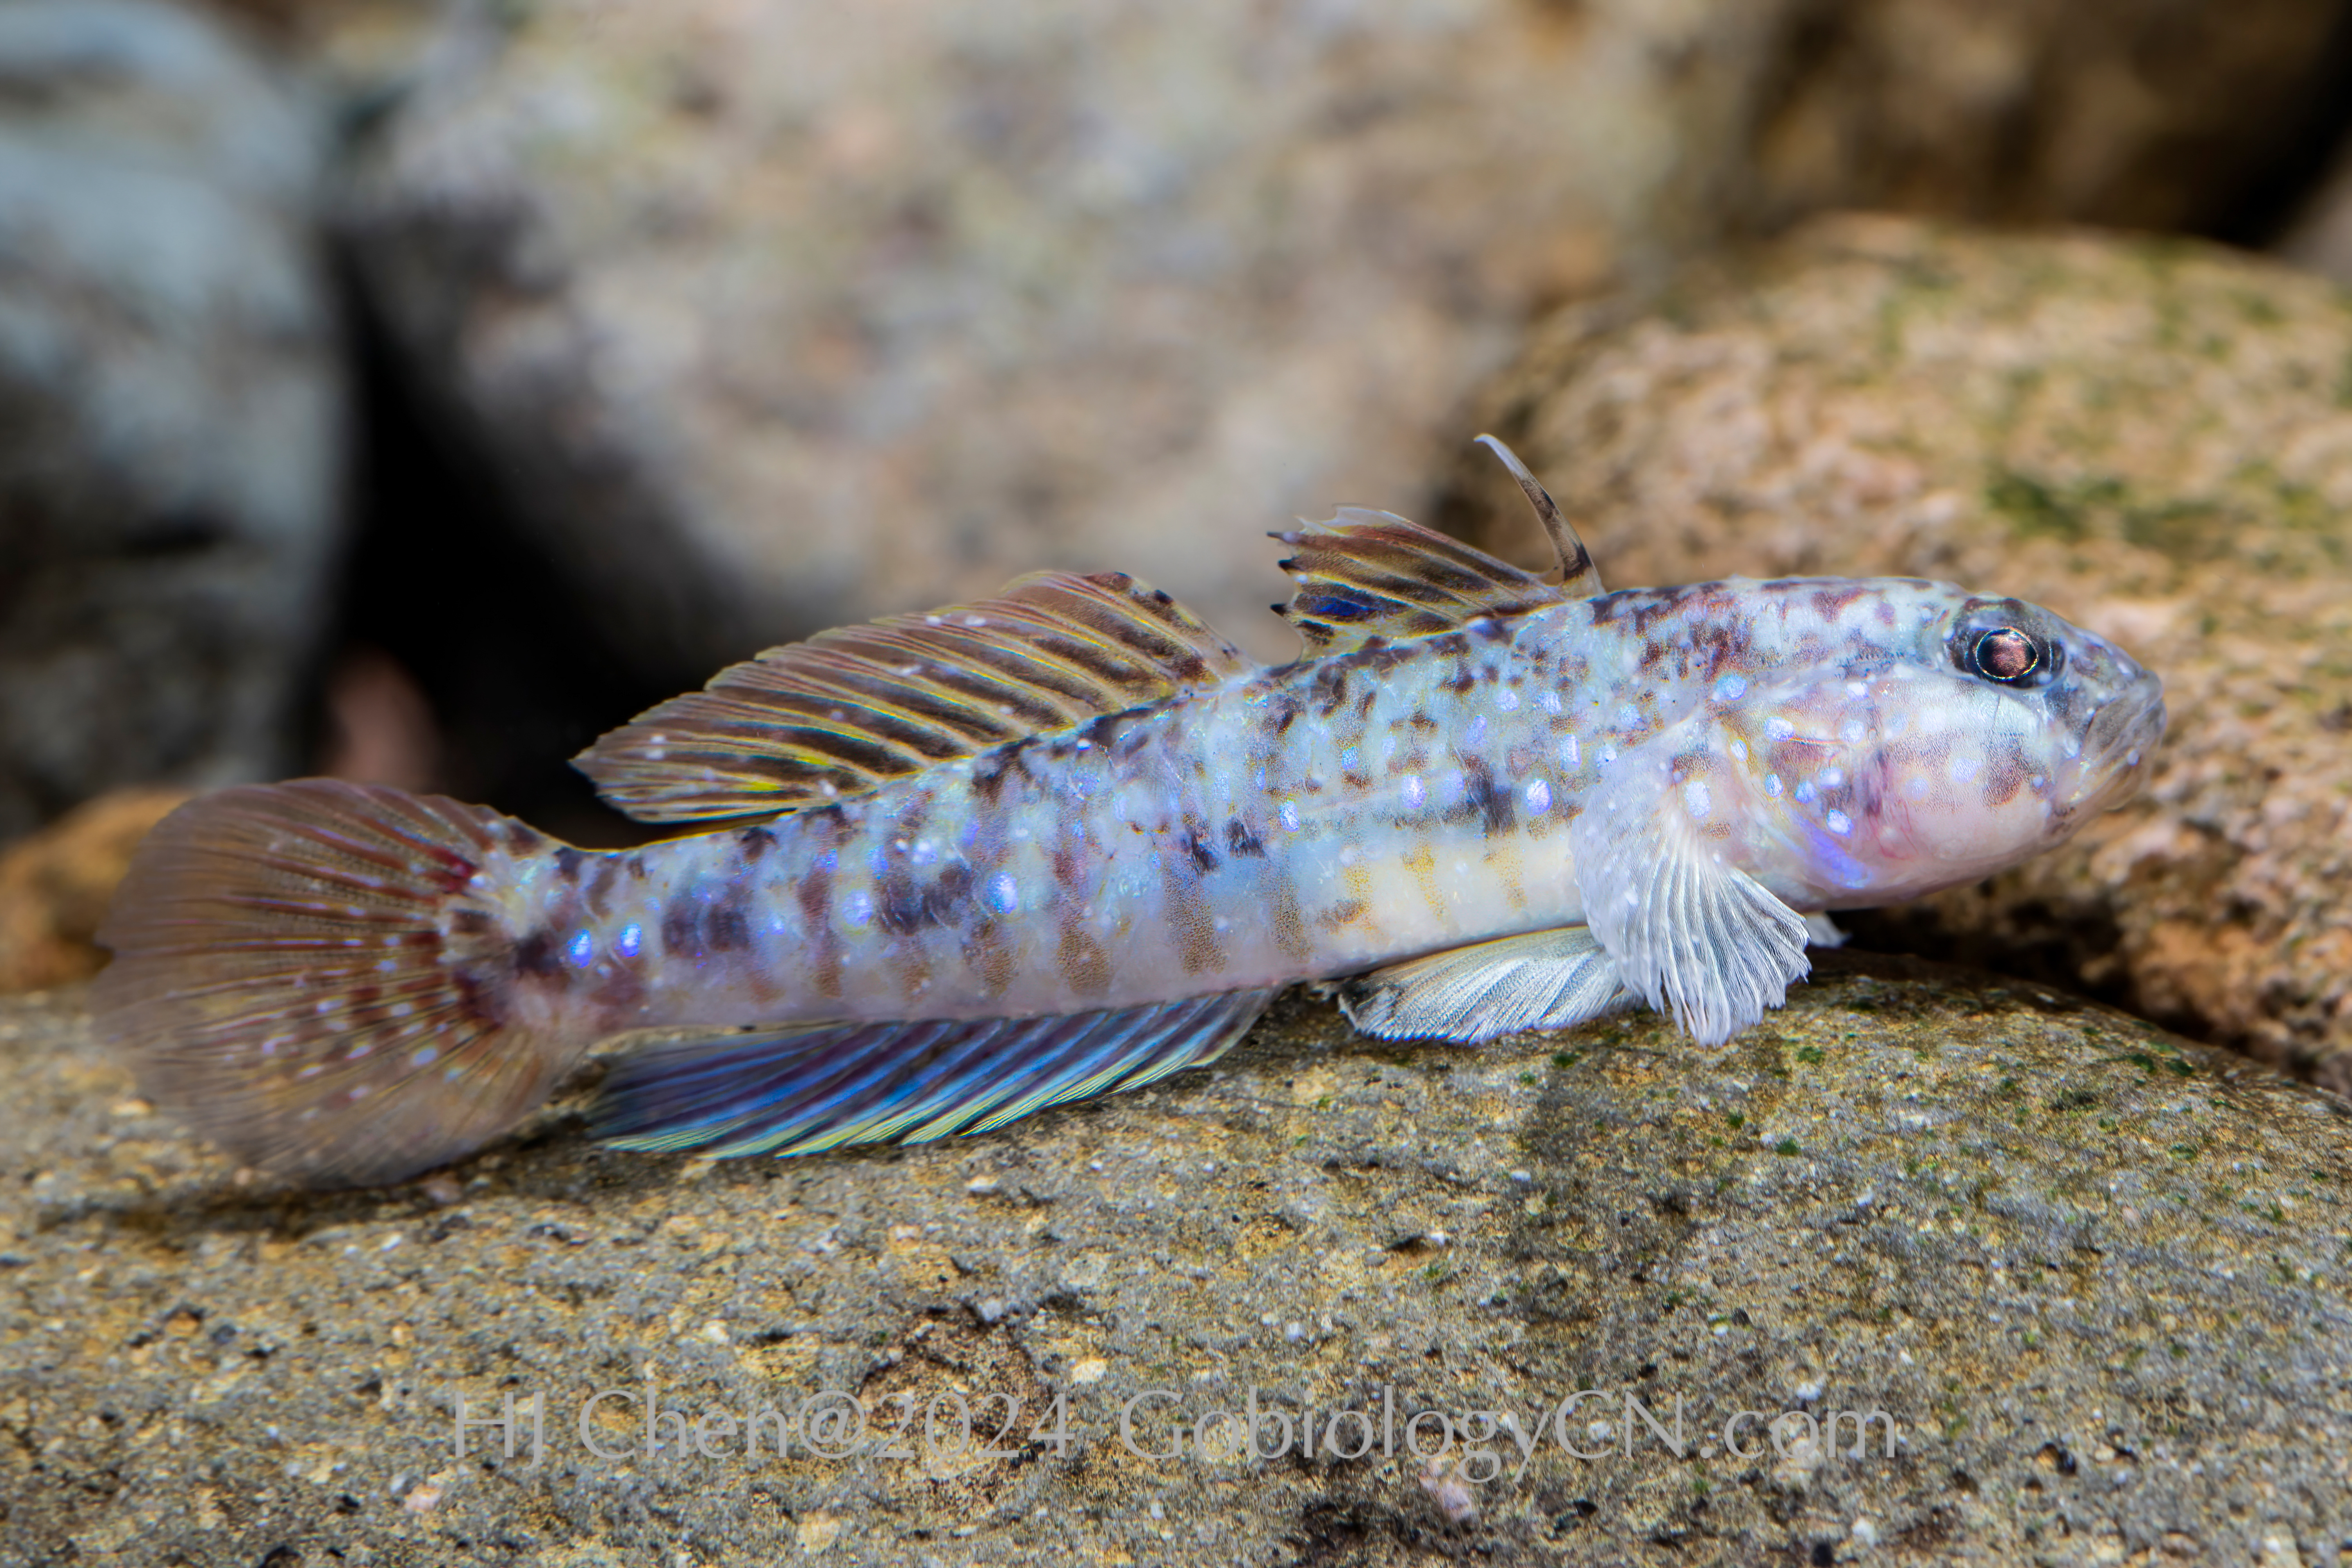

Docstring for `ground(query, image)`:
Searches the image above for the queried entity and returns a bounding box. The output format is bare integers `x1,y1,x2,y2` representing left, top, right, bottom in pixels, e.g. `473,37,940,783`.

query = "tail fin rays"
90,780,580,1187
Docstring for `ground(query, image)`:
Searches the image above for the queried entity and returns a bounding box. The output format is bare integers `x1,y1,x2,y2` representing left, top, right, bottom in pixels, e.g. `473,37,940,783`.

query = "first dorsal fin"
1272,436,1601,655
1475,434,1602,597
577,570,1254,824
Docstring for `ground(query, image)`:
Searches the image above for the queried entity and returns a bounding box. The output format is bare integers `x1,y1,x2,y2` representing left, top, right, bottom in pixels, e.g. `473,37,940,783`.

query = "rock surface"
1451,215,2352,1090
0,0,346,841
0,789,189,996
6,956,2352,1564
337,0,2352,675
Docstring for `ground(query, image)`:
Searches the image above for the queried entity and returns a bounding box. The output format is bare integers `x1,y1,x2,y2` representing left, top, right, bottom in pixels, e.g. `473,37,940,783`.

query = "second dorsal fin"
577,571,1255,824
1272,437,1601,655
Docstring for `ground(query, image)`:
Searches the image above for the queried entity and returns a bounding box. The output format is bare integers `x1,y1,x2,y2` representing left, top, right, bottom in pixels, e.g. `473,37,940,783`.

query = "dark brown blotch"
660,893,701,956
1057,926,1114,997
878,863,974,934
877,873,933,935
586,858,621,918
794,862,843,999
1310,663,1350,717
969,751,1013,803
515,929,563,980
1183,828,1220,874
1982,746,2030,808
706,893,754,952
1460,759,1514,836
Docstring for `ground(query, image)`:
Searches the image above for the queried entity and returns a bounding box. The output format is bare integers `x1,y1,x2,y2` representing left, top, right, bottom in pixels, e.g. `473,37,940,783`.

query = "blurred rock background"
6,0,2352,1070
0,0,343,842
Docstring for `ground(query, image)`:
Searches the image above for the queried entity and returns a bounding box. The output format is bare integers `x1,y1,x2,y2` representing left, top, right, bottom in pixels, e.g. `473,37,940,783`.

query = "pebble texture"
1451,215,2352,1090
5,957,2351,1564
0,0,345,839
334,0,2352,674
0,789,188,995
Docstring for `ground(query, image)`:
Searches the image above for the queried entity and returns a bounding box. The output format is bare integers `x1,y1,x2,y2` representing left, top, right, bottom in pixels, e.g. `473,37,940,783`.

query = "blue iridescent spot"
616,923,642,958
568,930,594,967
1712,673,1748,702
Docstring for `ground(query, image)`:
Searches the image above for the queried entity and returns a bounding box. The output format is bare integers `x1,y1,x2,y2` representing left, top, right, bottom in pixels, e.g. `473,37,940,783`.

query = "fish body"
92,443,2164,1185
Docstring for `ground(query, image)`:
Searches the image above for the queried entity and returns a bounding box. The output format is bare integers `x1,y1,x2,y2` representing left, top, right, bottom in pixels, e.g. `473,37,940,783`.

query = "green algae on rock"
5,960,2352,1564
1451,214,2352,1091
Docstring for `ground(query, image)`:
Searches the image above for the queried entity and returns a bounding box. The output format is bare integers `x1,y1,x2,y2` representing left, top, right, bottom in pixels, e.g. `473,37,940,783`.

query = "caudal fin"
90,780,584,1187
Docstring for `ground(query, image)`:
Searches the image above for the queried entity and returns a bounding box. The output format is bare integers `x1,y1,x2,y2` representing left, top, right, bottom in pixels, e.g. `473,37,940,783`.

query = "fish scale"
90,440,2165,1186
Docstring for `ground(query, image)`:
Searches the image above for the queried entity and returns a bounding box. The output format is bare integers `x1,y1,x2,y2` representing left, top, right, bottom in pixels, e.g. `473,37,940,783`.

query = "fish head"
1716,584,2165,910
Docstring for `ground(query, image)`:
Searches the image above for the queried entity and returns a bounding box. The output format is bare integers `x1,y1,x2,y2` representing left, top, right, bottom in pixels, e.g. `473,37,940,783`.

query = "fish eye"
1959,625,2058,687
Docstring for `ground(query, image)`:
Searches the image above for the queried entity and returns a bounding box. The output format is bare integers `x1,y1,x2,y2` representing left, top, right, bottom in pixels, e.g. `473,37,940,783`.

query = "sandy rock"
0,0,346,840
0,788,189,996
1450,214,2352,1088
335,0,2352,678
5,956,2352,1563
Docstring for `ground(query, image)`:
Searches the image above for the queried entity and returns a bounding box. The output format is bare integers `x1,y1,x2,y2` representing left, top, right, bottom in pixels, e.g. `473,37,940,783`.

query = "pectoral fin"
1338,926,1634,1044
1568,733,1810,1044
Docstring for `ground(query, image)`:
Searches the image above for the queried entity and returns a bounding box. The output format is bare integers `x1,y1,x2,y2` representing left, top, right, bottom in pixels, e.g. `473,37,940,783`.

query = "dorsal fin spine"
1474,433,1603,596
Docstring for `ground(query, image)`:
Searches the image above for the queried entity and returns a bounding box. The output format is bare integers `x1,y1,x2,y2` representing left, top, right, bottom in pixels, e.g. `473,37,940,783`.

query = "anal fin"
594,989,1279,1159
1337,927,1632,1044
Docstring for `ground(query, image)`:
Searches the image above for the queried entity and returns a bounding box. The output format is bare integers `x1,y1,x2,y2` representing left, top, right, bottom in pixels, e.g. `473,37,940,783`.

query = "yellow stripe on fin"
1272,438,1598,655
576,570,1254,824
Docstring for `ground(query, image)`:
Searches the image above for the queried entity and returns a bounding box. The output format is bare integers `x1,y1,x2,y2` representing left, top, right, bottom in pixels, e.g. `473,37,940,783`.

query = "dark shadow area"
2198,4,2352,247
320,258,678,848
1835,900,2146,1021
